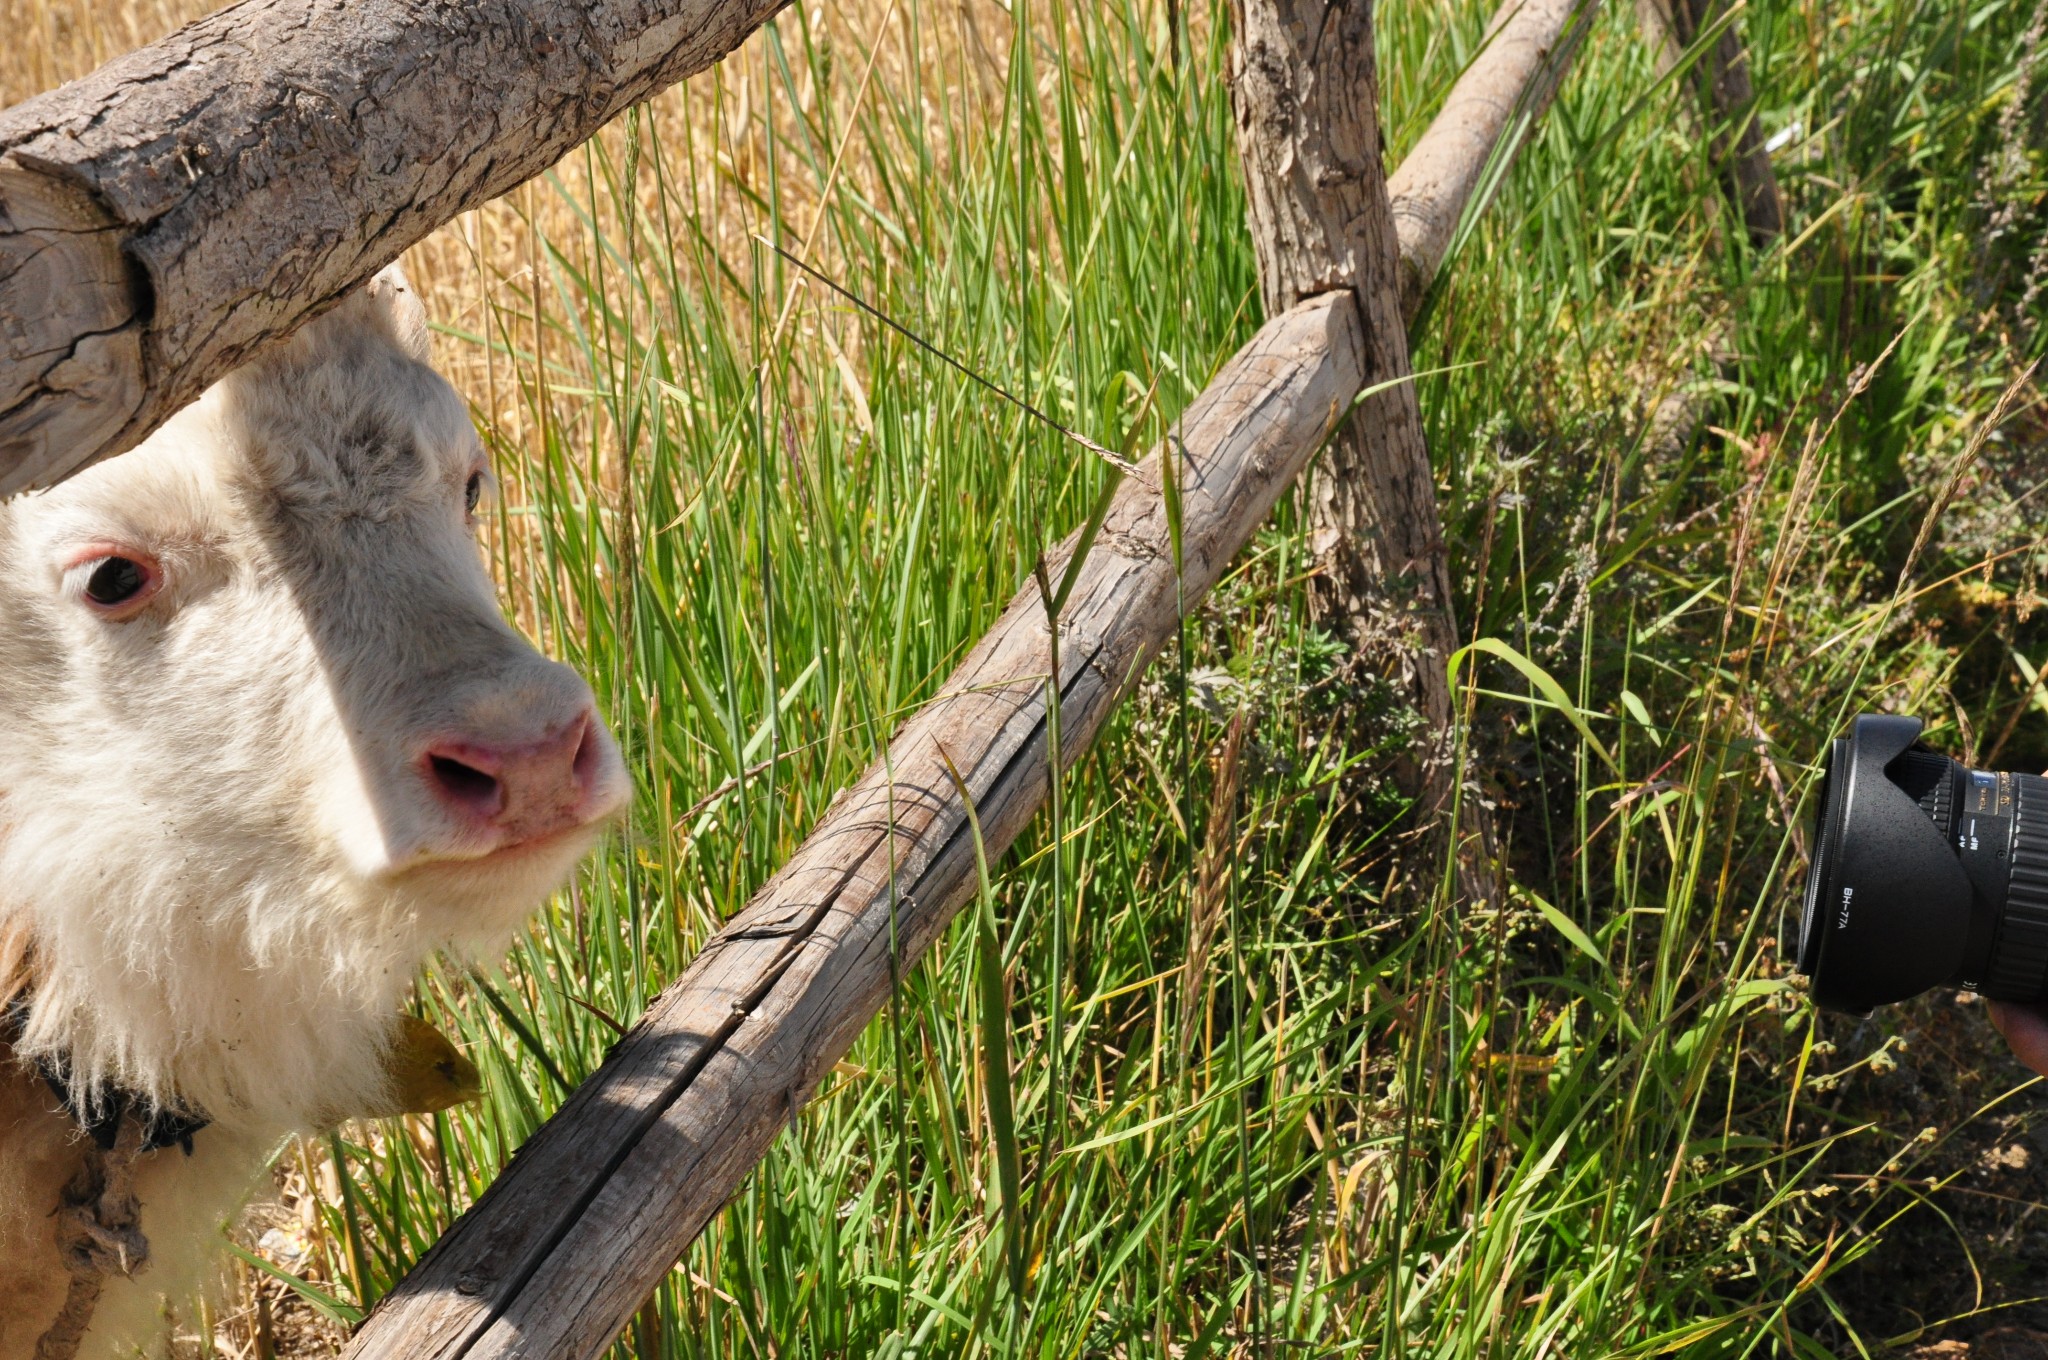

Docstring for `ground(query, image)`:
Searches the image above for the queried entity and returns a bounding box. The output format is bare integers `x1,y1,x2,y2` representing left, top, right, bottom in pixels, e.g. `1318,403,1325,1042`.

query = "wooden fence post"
1232,0,1596,884
1228,0,1458,819
1232,0,1465,833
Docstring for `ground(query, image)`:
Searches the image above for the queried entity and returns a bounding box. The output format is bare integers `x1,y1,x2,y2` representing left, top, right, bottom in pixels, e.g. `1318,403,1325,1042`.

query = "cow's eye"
465,471,486,516
70,550,163,619
85,557,149,606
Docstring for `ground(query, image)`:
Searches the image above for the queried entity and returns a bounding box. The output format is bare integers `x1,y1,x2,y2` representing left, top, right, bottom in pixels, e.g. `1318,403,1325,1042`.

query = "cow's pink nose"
423,712,607,845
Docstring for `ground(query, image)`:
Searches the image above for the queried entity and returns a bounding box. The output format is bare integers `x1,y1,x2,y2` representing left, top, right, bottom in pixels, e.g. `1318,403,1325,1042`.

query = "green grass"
263,0,2048,1354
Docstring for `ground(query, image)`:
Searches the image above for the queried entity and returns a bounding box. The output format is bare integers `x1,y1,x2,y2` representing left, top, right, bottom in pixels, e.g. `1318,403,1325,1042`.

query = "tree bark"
0,0,790,500
1231,0,1596,851
1231,0,1462,816
338,293,1368,1360
1641,0,1784,245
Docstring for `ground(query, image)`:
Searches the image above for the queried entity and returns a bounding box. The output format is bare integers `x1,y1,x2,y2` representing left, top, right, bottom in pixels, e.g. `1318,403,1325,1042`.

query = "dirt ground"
1811,991,2048,1355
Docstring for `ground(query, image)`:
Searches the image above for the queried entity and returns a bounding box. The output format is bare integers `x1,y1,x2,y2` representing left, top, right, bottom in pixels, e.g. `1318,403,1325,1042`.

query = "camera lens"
1798,714,2048,1012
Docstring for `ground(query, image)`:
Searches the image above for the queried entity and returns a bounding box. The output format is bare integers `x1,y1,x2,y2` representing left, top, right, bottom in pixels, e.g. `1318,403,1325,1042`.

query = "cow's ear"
363,265,431,364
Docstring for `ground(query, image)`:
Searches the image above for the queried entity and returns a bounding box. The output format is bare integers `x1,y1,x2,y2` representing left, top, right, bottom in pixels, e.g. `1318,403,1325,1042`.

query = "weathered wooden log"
339,292,1366,1359
1387,0,1600,322
0,0,789,500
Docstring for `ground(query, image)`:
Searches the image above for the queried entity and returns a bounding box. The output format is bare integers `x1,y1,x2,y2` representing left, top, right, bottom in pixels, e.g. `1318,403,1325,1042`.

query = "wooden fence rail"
0,0,787,499
1388,0,1599,321
339,2,1600,1355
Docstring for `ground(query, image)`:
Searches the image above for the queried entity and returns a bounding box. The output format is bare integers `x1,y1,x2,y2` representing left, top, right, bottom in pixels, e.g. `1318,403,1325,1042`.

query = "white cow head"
0,267,630,1130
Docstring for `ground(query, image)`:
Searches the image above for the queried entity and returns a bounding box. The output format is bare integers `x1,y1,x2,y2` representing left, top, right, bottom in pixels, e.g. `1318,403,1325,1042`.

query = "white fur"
0,267,630,1357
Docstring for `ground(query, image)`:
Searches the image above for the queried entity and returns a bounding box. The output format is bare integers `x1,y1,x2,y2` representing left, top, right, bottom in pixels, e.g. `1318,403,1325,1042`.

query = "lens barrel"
1798,714,2048,1012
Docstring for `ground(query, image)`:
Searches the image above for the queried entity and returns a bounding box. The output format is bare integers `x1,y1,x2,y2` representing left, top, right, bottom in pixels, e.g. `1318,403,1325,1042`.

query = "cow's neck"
7,886,419,1136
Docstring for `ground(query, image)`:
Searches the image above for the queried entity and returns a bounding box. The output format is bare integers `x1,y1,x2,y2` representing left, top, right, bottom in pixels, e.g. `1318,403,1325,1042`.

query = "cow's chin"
387,820,610,940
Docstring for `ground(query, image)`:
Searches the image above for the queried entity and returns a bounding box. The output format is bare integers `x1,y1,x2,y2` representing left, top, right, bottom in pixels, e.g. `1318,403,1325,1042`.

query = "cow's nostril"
430,754,502,814
419,711,609,849
571,716,600,791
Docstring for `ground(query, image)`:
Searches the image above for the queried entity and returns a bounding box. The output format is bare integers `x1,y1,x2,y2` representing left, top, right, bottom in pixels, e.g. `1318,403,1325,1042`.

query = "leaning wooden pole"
1387,0,1602,322
340,7,1600,1355
0,0,788,500
342,293,1367,1360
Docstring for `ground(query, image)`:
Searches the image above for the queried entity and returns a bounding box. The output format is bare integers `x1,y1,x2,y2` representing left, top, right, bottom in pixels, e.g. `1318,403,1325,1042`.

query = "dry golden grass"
0,0,214,104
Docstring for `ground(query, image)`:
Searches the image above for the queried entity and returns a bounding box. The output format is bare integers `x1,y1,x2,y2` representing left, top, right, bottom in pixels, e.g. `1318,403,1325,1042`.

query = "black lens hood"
1800,714,1974,1011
